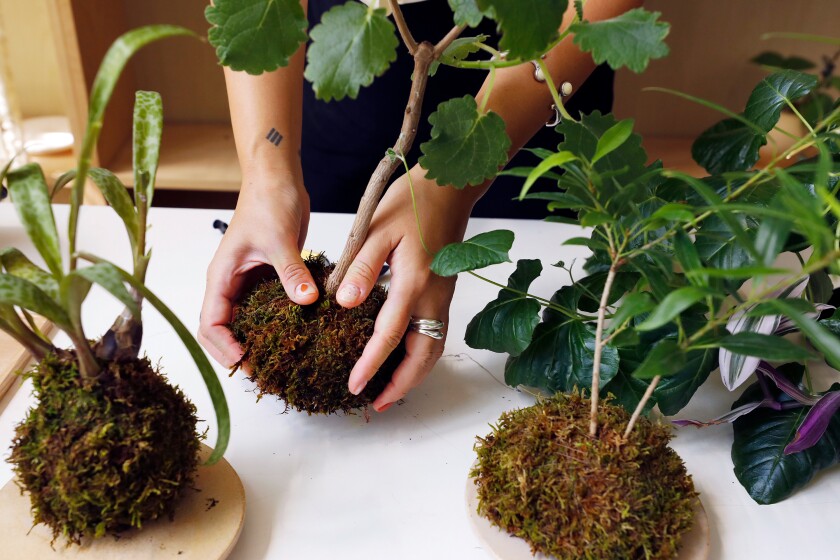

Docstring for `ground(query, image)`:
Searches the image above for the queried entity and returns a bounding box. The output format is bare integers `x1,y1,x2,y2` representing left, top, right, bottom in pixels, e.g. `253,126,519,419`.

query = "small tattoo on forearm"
265,127,283,147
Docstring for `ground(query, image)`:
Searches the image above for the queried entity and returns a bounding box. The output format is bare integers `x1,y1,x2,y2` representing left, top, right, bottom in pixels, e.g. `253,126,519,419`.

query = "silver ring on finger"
409,317,445,340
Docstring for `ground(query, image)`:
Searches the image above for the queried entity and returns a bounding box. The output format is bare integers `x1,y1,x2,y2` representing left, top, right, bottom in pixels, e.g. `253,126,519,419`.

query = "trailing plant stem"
466,271,582,320
624,375,661,439
388,0,418,55
538,59,574,122
590,264,617,437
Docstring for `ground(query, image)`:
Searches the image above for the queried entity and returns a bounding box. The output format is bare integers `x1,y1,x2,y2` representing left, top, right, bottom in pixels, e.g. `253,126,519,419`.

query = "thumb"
268,246,319,305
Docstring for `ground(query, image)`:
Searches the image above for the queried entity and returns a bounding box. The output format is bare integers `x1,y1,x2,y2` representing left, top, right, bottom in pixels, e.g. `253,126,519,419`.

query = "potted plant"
0,26,230,544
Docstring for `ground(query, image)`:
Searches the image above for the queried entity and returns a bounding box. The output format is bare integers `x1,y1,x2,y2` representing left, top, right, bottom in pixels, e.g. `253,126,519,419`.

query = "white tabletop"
1,204,838,559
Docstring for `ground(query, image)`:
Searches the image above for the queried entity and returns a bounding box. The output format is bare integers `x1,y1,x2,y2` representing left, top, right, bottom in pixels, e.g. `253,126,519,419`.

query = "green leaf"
476,0,567,60
101,261,230,465
133,91,163,207
650,203,695,223
206,0,307,74
304,1,398,101
430,230,514,276
419,96,511,189
448,0,485,27
636,287,707,332
807,270,833,304
751,51,816,71
465,259,542,356
60,273,92,331
579,211,614,227
744,70,819,132
731,381,840,504
608,292,655,332
0,274,70,330
632,339,686,379
519,151,578,199
592,119,635,164
570,8,669,73
692,118,766,174
73,263,140,320
87,168,140,253
0,249,58,299
718,332,817,362
505,289,619,393
673,229,707,287
6,163,63,278
770,300,840,369
431,34,488,76
754,195,792,267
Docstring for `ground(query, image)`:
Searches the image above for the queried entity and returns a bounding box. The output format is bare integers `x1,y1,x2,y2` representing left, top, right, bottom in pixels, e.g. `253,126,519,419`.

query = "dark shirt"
301,0,614,218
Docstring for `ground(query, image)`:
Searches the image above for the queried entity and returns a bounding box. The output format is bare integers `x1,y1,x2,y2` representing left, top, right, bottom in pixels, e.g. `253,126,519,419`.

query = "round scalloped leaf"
449,0,485,27
206,0,308,75
570,8,670,73
304,2,398,102
419,96,511,189
477,0,567,60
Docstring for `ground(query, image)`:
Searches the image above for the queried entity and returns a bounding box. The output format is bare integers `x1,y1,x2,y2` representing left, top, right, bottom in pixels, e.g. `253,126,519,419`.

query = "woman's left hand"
334,166,475,412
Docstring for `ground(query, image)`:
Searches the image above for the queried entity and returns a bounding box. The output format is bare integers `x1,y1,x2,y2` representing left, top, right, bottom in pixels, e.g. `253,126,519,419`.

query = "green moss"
8,352,200,544
230,255,403,414
472,393,697,560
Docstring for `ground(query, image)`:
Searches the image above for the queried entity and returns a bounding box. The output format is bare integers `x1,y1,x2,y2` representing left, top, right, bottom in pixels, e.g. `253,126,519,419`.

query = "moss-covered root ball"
229,255,404,415
472,393,697,560
9,353,200,544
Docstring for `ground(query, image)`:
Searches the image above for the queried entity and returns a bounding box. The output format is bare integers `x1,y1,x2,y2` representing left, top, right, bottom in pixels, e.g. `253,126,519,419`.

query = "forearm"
224,1,308,183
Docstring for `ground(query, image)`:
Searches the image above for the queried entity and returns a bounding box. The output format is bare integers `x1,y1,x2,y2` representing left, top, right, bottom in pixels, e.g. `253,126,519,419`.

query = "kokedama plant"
0,26,230,543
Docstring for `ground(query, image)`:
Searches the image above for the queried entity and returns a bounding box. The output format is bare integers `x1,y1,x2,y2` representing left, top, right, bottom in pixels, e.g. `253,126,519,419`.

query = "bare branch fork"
325,2,464,293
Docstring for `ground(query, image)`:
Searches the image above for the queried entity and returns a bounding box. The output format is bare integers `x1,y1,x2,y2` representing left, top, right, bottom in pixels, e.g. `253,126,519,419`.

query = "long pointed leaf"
519,151,578,199
592,119,634,164
769,299,840,369
0,248,59,299
133,91,163,208
6,164,63,277
87,168,139,252
0,273,70,330
92,259,230,464
785,391,840,454
74,263,140,320
635,286,707,332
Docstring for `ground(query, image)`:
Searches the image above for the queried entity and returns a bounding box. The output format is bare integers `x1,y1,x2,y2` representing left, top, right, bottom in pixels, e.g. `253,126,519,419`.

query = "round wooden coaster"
466,466,710,560
0,444,245,560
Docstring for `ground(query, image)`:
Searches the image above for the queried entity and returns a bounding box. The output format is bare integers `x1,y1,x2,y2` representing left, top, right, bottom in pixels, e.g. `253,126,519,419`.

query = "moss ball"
8,353,200,544
472,393,697,560
230,255,404,414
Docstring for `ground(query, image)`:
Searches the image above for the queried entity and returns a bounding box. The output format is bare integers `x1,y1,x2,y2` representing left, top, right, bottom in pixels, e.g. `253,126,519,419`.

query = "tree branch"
434,24,466,59
589,264,617,437
388,0,418,55
624,375,661,439
326,42,436,293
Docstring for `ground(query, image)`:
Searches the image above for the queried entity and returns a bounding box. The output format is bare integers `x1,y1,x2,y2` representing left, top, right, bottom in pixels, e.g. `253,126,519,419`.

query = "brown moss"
472,393,697,560
8,352,200,544
230,255,404,414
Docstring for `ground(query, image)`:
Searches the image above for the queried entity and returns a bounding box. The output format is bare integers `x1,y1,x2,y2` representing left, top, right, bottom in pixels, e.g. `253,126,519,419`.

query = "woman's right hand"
198,170,318,368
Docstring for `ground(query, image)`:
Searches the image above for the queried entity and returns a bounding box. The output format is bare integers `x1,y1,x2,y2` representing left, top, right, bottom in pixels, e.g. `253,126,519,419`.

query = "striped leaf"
6,164,63,278
0,248,58,299
132,91,163,208
0,273,70,330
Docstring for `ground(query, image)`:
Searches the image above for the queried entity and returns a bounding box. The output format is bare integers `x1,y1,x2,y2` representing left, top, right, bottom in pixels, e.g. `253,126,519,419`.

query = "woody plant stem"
325,1,464,293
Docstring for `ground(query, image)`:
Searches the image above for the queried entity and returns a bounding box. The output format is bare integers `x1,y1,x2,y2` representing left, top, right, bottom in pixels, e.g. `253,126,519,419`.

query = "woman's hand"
198,170,318,368
334,166,475,412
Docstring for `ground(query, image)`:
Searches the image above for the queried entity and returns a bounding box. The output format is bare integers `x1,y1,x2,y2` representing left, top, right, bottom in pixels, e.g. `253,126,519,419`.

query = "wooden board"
0,444,245,559
0,316,55,406
466,466,710,560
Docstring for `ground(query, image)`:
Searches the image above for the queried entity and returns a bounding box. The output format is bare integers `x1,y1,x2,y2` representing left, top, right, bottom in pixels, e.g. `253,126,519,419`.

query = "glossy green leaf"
754,196,792,267
718,332,817,362
744,70,819,132
770,299,840,369
651,203,694,223
100,260,230,465
430,230,513,276
608,292,655,332
6,163,62,278
73,263,140,320
304,2,398,101
673,229,707,287
731,382,840,504
0,248,58,299
420,96,511,189
636,286,707,331
570,8,669,73
476,0,567,60
206,0,307,74
448,0,485,27
87,168,139,253
505,289,619,393
133,91,163,207
0,274,70,330
751,51,815,71
632,339,686,379
519,151,578,199
692,118,766,174
808,271,834,304
592,119,634,164
465,259,542,356
430,34,488,76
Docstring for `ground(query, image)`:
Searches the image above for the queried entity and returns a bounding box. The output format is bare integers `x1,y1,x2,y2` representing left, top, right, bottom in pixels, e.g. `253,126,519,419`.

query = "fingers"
335,238,391,308
199,257,247,368
268,243,319,305
372,328,445,411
